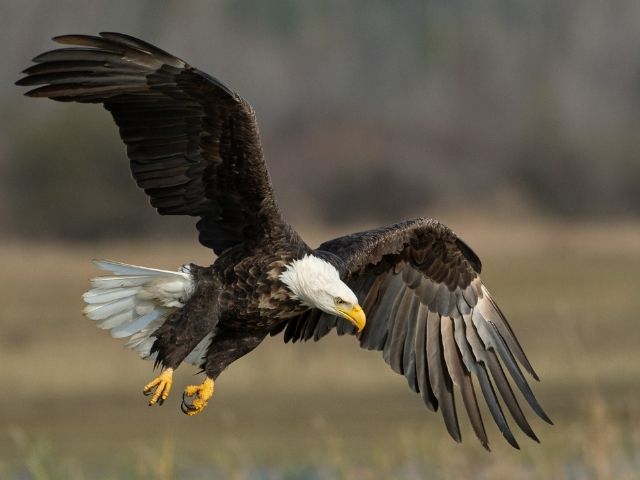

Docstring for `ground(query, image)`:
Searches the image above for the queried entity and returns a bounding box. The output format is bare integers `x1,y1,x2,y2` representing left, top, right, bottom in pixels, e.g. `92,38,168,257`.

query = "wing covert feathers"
273,217,550,449
18,33,284,255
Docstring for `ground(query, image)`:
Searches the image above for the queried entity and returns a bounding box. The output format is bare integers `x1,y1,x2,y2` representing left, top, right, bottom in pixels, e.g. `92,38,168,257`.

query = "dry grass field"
1,218,640,479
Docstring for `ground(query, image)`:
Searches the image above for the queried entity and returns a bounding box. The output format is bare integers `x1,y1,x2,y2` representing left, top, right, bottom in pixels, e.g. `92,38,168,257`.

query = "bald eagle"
18,33,550,450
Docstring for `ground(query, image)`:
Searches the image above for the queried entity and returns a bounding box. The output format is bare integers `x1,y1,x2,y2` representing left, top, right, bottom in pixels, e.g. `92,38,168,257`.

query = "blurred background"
2,1,640,478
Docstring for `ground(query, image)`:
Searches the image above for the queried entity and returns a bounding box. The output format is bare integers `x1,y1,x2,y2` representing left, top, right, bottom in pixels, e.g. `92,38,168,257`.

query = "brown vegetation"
1,219,639,478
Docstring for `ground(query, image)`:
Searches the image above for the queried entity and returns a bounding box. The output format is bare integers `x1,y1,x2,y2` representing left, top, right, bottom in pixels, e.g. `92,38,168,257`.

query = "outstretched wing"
271,218,551,450
17,32,282,255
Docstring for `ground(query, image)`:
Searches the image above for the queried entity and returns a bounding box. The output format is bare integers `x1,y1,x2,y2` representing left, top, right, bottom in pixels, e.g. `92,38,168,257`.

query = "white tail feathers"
83,260,195,361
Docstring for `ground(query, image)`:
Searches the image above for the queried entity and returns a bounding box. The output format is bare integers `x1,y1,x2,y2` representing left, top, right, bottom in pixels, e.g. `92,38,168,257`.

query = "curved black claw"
180,379,213,415
181,391,195,414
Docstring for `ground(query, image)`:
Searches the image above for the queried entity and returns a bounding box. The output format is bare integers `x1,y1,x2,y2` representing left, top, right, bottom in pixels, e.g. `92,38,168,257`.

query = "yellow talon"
181,377,214,416
143,368,174,406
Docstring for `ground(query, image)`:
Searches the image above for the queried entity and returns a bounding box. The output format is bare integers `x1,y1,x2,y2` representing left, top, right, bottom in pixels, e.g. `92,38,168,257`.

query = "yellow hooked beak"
337,303,366,332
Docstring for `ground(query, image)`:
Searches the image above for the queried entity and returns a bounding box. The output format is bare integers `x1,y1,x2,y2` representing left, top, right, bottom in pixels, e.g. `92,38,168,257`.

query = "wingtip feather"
52,34,93,44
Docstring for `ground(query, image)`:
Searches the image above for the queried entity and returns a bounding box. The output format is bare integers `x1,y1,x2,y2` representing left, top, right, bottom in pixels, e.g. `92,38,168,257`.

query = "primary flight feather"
17,32,550,450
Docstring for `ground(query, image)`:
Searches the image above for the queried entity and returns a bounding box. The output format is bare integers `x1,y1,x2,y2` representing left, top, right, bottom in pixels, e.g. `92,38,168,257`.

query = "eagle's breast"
217,249,307,322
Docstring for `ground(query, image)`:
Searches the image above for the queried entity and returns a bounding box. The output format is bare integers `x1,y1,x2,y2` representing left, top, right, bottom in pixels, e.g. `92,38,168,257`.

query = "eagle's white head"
279,254,366,331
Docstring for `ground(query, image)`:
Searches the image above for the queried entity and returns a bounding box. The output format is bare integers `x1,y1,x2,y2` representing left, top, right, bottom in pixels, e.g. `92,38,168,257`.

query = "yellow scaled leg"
142,368,174,406
181,377,215,416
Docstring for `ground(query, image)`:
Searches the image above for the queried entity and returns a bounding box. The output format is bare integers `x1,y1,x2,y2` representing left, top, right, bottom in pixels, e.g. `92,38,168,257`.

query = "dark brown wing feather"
271,217,551,450
17,33,282,254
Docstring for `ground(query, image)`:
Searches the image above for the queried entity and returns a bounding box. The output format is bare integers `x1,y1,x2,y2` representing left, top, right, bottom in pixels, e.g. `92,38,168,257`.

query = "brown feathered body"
151,223,313,378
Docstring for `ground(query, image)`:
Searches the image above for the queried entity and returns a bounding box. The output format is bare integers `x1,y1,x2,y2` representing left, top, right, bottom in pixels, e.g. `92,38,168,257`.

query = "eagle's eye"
335,297,346,305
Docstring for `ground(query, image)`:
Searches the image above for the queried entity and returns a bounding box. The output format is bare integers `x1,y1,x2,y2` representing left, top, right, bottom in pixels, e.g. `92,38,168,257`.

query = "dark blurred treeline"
2,0,640,241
